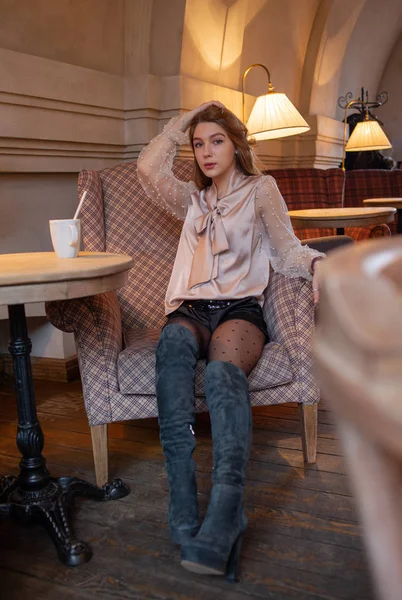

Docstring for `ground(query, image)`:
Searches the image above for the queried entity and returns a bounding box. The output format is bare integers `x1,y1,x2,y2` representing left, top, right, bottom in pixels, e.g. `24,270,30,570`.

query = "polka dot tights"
166,316,265,376
208,319,265,376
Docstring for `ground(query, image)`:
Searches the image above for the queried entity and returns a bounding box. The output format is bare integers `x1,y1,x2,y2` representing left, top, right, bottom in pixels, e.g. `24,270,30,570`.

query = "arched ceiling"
148,0,402,123
302,0,402,119
179,0,319,102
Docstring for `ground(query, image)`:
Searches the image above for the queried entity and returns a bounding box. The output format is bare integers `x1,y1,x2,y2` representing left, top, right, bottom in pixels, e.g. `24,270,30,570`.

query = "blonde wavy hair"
188,105,262,190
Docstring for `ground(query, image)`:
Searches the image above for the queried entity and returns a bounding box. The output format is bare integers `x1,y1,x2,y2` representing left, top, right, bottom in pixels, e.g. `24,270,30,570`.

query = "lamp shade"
345,119,392,152
246,92,310,141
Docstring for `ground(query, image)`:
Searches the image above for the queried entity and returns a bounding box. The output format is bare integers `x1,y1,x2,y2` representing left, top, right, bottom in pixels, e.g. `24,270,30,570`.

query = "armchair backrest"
78,160,193,331
264,168,345,239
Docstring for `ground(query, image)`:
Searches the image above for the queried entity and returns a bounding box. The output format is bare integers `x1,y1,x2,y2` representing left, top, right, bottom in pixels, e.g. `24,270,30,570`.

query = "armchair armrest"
301,235,354,253
45,292,122,424
263,271,319,405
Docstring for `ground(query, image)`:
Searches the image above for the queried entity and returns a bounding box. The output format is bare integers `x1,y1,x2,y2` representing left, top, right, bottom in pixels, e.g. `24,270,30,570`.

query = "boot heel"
225,533,244,583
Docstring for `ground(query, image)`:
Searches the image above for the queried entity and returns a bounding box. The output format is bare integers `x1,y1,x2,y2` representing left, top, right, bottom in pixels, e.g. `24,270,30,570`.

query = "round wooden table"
362,198,402,234
0,252,133,566
288,207,396,236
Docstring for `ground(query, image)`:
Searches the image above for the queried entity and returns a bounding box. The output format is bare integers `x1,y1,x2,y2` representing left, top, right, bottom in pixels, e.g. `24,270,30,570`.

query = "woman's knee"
163,317,210,357
158,317,209,355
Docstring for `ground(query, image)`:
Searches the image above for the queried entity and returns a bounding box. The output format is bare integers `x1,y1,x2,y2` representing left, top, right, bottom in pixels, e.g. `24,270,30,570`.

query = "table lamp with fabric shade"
338,89,392,171
242,63,310,141
345,113,392,153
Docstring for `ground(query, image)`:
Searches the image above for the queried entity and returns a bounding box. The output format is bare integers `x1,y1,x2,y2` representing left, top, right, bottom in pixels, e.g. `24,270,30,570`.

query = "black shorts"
165,296,269,344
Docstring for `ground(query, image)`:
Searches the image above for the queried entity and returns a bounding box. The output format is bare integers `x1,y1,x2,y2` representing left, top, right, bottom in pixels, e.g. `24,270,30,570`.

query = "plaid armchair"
46,160,320,486
266,168,392,240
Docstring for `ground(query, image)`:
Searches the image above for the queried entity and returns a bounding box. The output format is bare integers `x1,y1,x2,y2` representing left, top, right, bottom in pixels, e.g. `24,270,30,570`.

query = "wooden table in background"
363,198,402,234
0,252,133,566
288,207,396,236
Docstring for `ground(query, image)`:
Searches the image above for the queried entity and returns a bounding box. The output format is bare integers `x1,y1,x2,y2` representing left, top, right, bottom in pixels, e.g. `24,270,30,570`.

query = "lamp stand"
242,63,272,123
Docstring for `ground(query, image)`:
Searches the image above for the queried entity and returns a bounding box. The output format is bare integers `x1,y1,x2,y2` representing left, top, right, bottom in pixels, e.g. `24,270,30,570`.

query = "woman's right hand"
179,101,226,132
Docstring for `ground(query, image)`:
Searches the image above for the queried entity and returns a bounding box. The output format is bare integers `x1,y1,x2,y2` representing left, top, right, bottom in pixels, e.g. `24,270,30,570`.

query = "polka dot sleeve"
137,115,198,221
255,175,325,281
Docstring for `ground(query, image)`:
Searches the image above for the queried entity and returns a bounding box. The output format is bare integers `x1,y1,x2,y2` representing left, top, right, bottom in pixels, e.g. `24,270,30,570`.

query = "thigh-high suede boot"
180,360,252,581
156,323,200,545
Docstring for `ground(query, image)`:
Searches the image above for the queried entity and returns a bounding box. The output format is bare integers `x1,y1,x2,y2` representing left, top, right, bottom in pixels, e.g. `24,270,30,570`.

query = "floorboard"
0,377,374,600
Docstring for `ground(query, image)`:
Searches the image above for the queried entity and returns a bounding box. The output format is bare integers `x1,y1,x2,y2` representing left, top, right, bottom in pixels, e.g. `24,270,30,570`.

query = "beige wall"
0,174,78,254
378,33,402,163
0,0,125,74
0,173,78,359
336,0,402,121
151,0,186,76
180,0,319,108
0,315,76,359
240,0,320,105
301,0,402,127
306,0,367,120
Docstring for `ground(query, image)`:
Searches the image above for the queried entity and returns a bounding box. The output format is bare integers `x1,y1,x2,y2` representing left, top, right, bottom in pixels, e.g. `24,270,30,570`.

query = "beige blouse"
137,115,324,315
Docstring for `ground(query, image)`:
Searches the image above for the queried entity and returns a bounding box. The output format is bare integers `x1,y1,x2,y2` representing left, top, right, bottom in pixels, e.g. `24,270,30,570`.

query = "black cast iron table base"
0,303,130,566
0,474,129,565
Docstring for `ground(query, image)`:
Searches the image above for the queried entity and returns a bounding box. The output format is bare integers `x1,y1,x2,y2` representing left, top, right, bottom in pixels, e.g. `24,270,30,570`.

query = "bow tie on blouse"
188,204,229,289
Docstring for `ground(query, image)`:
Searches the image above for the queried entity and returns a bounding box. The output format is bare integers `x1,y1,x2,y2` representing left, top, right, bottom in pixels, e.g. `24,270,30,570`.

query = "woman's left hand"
312,259,324,305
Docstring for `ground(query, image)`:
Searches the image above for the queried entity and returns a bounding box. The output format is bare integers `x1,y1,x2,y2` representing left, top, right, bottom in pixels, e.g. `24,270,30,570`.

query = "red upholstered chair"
264,168,344,240
46,160,321,486
266,168,393,241
344,169,402,236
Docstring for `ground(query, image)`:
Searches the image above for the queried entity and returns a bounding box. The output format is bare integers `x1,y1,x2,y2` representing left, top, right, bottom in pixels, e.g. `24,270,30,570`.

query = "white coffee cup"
49,219,81,258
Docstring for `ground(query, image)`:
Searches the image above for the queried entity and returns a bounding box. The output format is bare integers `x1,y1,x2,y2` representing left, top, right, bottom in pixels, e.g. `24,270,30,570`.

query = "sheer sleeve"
255,176,325,281
136,115,198,221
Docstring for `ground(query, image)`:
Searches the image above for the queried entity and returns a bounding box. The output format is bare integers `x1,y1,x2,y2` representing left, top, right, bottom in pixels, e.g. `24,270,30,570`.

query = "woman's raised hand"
179,101,227,131
194,100,226,113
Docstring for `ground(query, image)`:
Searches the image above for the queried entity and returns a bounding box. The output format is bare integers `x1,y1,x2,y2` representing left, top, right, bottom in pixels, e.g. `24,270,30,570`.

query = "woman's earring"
235,149,238,155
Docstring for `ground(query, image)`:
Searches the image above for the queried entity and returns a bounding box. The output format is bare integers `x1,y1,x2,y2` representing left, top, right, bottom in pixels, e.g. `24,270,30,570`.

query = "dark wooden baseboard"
0,354,80,383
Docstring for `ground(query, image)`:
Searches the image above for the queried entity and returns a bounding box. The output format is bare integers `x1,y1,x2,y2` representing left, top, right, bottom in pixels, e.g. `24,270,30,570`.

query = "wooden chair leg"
90,424,108,487
299,403,318,464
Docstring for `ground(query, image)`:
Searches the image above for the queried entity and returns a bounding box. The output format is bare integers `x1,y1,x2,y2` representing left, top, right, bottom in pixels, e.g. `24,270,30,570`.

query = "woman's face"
192,122,236,181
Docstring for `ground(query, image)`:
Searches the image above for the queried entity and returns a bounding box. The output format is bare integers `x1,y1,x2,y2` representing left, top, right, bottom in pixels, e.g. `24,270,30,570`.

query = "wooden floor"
0,377,374,600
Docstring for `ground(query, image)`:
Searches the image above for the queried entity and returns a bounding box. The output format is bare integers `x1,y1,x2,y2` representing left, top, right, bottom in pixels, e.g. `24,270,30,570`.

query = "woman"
137,101,324,580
